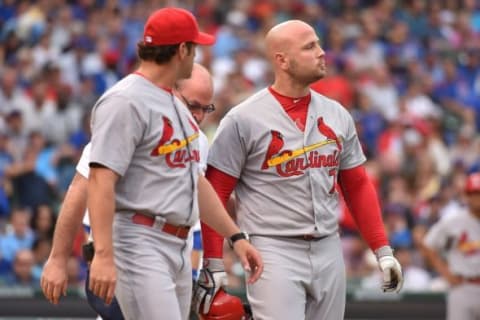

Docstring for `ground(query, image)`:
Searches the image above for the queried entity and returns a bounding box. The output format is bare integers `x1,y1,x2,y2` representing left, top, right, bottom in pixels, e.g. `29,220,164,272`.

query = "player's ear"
177,42,187,60
275,52,289,71
178,42,195,60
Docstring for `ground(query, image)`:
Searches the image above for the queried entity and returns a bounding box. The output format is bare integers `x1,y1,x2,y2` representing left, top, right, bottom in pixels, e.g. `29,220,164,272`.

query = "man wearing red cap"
85,7,262,320
423,172,480,320
40,63,219,320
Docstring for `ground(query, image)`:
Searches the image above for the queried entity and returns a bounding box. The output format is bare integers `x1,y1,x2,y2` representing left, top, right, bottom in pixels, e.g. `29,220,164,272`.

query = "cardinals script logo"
457,231,480,256
150,116,200,168
261,117,342,192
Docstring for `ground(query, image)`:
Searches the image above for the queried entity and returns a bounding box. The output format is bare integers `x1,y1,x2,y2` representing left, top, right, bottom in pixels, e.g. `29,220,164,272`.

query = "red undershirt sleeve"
201,165,238,258
338,165,389,251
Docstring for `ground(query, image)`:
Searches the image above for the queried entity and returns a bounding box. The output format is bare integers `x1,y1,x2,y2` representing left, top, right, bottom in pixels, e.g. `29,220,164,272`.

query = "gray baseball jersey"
208,88,364,320
424,210,480,277
89,73,201,320
208,88,366,237
424,210,480,320
90,73,200,227
80,131,208,231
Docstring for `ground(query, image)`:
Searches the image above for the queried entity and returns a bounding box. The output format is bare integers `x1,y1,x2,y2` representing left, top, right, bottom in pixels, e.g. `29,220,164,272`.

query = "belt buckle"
153,215,165,230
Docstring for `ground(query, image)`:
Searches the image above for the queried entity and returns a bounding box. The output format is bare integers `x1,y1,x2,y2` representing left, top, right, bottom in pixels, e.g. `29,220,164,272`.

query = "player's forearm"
339,166,388,251
423,245,452,279
88,167,118,257
201,166,238,258
49,173,88,261
198,175,240,239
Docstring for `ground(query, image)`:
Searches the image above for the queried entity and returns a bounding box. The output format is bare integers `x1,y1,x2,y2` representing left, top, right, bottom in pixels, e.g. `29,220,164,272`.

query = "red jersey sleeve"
338,165,388,251
201,165,238,258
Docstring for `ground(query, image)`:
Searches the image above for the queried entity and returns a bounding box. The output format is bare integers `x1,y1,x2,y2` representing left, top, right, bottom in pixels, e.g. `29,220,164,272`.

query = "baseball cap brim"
192,32,215,45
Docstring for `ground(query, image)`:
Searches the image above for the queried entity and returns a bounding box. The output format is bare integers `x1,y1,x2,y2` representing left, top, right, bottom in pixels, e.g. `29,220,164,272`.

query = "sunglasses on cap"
181,94,215,113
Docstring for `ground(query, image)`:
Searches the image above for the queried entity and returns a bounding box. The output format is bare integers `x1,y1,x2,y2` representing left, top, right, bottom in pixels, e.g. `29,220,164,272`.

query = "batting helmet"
199,289,245,320
465,173,480,193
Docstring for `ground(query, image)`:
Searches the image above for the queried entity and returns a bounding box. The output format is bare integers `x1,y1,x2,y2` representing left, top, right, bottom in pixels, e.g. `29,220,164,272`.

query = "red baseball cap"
143,7,215,46
465,173,480,193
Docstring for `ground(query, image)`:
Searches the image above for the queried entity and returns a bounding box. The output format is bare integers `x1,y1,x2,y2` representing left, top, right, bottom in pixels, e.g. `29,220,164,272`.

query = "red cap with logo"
143,7,215,46
465,172,480,193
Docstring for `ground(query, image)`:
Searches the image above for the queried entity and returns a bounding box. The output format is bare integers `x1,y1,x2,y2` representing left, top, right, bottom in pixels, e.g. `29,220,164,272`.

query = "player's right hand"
88,253,116,305
231,239,263,284
446,273,463,287
192,258,228,314
40,257,68,304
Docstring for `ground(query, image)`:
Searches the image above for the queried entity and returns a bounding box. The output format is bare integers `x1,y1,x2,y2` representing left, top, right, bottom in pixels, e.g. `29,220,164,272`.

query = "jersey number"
328,168,337,194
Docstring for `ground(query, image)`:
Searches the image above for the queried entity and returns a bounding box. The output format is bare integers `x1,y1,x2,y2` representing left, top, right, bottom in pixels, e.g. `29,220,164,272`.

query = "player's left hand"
376,246,403,293
378,255,403,292
232,239,263,284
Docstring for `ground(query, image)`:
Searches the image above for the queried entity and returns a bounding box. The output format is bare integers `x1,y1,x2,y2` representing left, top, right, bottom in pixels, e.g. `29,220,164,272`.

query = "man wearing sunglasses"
175,64,215,176
179,93,215,124
175,64,214,285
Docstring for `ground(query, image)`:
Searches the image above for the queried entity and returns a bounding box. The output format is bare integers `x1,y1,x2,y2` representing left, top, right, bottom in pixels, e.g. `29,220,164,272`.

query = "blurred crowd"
0,0,479,295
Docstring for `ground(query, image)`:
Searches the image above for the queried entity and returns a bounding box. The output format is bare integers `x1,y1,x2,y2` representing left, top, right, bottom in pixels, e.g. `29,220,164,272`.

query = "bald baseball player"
40,64,215,318
193,20,403,320
175,64,215,281
87,8,262,320
422,172,480,320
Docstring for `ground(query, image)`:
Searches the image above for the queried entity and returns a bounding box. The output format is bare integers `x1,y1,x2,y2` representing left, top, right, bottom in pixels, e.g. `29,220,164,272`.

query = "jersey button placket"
304,131,319,231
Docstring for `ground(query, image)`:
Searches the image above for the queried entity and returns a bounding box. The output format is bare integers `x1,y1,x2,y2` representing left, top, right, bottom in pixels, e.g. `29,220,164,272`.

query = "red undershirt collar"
268,86,311,132
268,86,311,111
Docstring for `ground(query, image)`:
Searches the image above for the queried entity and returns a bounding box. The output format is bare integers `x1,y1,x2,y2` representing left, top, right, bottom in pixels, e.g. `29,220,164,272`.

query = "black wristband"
228,232,249,248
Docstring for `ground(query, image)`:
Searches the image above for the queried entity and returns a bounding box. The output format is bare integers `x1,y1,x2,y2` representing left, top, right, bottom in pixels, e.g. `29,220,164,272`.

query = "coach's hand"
88,252,116,305
192,258,228,314
376,246,403,293
41,257,68,304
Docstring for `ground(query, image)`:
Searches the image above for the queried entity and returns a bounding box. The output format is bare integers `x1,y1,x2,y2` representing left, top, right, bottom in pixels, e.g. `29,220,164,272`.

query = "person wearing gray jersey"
423,172,480,320
40,62,215,320
86,8,263,320
194,20,402,320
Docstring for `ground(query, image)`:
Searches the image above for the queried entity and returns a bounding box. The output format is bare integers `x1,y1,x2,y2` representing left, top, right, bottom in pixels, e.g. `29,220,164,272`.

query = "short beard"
179,61,194,80
288,60,326,86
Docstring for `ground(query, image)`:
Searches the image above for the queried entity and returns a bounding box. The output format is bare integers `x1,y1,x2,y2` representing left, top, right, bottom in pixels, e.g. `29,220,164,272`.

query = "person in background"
422,172,480,320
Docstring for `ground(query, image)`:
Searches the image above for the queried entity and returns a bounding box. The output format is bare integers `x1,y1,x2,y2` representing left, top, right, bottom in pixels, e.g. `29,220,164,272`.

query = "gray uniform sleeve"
424,219,448,251
339,110,366,170
90,94,145,176
207,114,246,178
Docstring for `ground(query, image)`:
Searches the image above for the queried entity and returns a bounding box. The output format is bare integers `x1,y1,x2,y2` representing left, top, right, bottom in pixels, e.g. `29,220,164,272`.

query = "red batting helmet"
465,173,480,194
199,289,245,320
